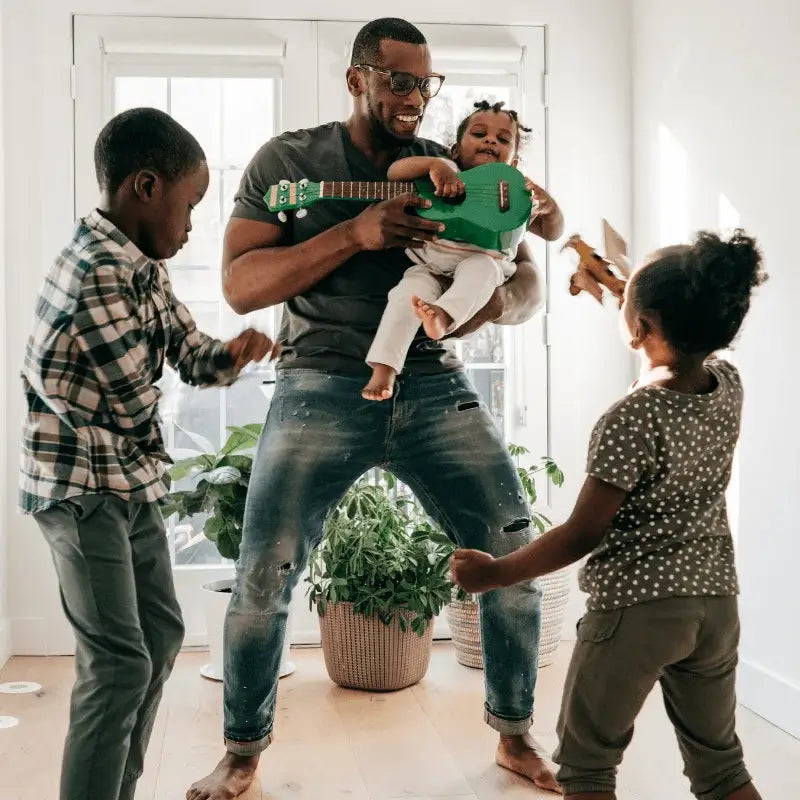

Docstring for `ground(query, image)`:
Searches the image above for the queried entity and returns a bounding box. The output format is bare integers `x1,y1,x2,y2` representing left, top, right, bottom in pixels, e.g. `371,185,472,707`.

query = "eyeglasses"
354,64,445,99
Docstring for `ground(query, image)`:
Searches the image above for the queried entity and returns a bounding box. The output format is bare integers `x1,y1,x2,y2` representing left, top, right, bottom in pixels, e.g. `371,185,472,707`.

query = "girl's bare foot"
412,295,453,340
186,753,259,800
362,363,396,401
496,733,562,794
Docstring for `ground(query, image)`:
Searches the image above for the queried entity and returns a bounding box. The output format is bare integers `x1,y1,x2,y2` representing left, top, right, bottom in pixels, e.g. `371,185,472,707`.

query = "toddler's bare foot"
187,753,259,800
496,734,562,794
412,295,453,340
362,363,396,401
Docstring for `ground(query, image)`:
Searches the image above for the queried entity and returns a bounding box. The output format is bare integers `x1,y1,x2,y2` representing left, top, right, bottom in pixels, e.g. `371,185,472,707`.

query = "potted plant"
306,473,454,691
445,445,568,669
161,424,295,681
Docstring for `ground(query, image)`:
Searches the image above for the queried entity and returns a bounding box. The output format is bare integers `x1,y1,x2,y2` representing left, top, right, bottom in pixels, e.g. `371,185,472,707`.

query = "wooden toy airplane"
561,220,630,305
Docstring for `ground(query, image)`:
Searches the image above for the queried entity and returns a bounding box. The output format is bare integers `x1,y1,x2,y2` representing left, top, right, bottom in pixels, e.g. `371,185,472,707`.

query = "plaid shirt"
19,210,237,513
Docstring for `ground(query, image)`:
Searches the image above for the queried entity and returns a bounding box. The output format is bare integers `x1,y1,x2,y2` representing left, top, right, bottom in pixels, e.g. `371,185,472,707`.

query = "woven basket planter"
318,601,434,691
445,568,571,669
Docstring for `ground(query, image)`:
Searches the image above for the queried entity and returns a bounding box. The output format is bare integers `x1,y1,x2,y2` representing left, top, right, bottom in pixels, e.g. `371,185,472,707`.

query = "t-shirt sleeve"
586,400,655,492
231,137,291,225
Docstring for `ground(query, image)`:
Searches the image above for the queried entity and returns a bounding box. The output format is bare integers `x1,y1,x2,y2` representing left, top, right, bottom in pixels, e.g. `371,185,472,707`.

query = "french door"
73,15,548,646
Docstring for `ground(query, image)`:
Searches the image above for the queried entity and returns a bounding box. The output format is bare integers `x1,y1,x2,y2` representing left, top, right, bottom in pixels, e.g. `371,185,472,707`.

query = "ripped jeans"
223,369,541,755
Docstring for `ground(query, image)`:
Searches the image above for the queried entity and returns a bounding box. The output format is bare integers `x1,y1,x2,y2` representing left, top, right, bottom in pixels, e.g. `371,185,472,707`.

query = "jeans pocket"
576,609,623,643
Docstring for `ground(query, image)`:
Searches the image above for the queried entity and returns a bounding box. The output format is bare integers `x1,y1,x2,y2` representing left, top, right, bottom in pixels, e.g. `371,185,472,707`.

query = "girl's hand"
524,178,565,241
450,548,503,594
430,163,465,198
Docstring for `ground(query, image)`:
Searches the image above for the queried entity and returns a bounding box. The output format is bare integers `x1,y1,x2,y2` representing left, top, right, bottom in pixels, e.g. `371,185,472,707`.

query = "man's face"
360,40,436,146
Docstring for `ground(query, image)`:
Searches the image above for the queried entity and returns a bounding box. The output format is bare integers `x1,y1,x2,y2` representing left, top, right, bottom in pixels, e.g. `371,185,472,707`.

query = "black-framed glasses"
355,64,445,99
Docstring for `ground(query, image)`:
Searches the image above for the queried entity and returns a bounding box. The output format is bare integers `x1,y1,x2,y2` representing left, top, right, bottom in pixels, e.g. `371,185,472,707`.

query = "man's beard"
367,93,420,149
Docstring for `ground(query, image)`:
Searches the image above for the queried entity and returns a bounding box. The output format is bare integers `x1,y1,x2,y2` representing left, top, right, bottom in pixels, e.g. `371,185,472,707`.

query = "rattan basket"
319,601,434,691
445,568,571,669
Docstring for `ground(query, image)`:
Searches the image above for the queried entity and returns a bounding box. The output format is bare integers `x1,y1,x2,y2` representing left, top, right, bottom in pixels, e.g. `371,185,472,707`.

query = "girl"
451,229,767,800
362,100,563,400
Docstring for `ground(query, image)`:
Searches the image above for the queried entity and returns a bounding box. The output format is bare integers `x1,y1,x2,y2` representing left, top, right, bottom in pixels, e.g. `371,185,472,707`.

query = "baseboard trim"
0,618,11,669
739,658,800,739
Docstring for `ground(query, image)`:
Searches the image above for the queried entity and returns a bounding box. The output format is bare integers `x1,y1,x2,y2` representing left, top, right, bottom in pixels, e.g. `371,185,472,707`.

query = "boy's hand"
450,548,503,594
225,328,280,372
430,163,465,198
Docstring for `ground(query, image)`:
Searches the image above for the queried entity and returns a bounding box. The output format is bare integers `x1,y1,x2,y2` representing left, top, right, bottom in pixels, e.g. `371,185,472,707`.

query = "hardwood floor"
1,642,798,799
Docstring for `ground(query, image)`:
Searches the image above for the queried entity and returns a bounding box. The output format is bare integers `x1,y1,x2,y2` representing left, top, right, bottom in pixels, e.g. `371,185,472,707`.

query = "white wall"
2,0,633,654
0,5,10,670
632,0,800,737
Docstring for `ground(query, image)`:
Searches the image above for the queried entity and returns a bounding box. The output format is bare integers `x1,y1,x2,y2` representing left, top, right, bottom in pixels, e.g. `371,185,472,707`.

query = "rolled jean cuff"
483,706,533,735
224,731,273,756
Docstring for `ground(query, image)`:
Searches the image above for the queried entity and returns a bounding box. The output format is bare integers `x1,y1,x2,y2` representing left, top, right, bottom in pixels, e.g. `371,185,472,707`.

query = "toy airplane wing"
603,219,630,278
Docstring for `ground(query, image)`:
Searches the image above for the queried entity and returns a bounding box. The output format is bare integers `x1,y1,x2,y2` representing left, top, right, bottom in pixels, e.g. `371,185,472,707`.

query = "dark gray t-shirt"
232,121,461,374
580,359,741,611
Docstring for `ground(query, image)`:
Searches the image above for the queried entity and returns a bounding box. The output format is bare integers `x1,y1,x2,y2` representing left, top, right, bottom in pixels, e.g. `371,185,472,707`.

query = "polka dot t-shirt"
579,358,741,611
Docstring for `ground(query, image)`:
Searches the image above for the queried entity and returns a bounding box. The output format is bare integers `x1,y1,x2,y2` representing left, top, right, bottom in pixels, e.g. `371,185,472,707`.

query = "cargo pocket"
576,609,623,643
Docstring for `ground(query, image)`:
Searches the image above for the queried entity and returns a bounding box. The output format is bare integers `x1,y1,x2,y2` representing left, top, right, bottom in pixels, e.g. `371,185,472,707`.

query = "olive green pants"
555,596,751,800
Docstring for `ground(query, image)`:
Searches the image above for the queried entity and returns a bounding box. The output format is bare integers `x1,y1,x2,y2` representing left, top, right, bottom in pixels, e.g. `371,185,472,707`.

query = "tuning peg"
278,179,290,190
298,178,309,188
277,211,287,223
296,208,308,219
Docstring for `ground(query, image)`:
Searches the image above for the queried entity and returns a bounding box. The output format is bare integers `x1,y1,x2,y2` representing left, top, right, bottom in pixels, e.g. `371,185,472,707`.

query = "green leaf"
169,454,215,481
220,425,263,456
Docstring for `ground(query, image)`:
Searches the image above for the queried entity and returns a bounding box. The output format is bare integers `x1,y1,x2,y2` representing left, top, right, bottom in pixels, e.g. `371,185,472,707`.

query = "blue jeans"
223,369,541,755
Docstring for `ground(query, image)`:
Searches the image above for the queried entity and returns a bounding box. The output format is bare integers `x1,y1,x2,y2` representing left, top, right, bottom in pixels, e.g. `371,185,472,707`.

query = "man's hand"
225,328,280,372
429,162,465,198
346,193,444,251
450,548,503,594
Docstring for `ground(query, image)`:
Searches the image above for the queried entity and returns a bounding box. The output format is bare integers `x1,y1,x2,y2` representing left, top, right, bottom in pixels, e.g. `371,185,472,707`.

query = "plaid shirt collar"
84,209,159,281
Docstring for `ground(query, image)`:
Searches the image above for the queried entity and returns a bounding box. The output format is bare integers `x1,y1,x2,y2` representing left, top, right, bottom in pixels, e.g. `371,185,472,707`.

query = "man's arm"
446,238,544,338
223,195,443,315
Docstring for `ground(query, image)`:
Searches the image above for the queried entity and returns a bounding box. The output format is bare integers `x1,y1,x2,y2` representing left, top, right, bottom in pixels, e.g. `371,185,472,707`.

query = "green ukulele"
265,162,534,252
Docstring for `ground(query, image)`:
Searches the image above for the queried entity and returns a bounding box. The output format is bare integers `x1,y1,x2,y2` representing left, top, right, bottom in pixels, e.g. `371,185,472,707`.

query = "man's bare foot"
362,363,396,401
187,753,260,800
412,295,453,340
496,734,562,794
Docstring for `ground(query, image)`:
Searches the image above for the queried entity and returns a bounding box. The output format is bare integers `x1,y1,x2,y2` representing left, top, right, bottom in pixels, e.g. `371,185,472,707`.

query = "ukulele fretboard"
320,181,416,201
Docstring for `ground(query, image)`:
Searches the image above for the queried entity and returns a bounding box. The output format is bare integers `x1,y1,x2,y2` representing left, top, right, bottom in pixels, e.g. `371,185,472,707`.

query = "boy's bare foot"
186,753,259,800
412,295,453,340
496,734,562,794
362,363,396,401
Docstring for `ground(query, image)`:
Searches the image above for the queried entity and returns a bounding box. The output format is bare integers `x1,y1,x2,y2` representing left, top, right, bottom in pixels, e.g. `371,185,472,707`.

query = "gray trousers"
35,494,184,800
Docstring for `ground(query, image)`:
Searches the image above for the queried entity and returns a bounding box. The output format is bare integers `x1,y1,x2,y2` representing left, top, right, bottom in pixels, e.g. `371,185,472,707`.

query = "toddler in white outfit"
363,101,563,400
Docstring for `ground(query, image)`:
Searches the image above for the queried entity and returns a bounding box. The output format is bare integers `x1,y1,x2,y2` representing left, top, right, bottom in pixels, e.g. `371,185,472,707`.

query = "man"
189,17,564,800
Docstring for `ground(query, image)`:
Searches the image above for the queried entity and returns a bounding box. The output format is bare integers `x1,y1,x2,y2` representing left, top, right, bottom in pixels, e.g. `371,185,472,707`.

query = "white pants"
366,251,515,373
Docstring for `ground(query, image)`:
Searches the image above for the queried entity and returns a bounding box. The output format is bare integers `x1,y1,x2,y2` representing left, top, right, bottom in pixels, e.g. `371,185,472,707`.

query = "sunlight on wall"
658,124,689,246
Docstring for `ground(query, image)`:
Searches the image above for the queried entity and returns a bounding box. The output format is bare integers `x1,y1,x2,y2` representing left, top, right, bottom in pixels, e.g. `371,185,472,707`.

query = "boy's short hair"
94,107,205,194
350,18,427,65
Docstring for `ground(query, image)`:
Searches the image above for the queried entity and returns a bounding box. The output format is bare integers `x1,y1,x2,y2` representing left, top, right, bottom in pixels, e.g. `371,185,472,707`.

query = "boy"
19,107,276,800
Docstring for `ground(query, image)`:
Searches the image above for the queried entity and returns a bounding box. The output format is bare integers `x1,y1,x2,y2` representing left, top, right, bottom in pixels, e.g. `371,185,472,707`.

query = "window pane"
419,84,512,148
172,168,222,272
222,79,275,166
461,325,504,365
171,78,222,164
114,77,168,113
468,368,505,430
112,73,277,568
